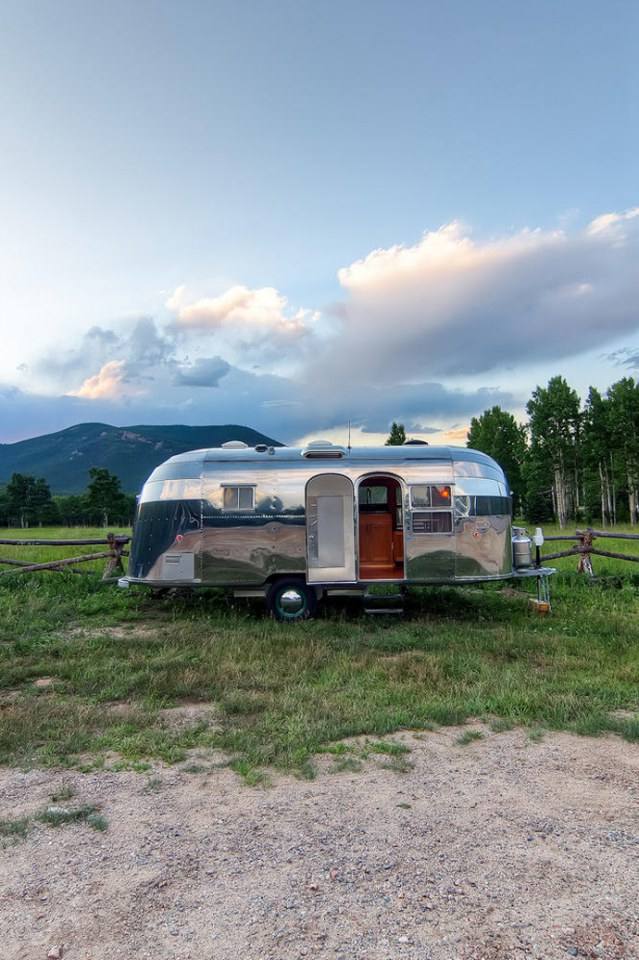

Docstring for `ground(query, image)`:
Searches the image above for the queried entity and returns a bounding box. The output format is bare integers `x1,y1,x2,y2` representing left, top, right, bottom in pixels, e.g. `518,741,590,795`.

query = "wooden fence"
541,528,639,576
0,533,131,580
1,528,638,583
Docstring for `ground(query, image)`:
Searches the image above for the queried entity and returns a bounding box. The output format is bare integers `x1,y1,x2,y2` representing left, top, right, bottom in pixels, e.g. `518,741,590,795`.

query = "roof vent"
221,440,249,449
403,439,429,445
302,441,346,459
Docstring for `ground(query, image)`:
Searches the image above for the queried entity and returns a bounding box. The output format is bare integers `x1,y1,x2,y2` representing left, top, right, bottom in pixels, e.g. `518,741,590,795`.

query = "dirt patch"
158,703,220,730
1,728,638,960
103,701,220,732
66,624,161,641
0,689,23,705
609,708,638,722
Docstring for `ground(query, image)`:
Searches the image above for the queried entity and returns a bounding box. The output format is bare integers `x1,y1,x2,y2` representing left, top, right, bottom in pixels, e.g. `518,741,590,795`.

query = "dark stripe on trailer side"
461,495,512,517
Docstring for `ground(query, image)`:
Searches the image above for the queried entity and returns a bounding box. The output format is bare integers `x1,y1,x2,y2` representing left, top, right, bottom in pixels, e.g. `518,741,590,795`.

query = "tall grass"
0,523,637,778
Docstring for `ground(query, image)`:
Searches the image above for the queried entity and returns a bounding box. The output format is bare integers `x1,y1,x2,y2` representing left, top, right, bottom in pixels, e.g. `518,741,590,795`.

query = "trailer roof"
162,444,497,466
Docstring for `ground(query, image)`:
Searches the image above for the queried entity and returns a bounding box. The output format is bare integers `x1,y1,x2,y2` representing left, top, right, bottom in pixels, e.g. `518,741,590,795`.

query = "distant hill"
0,423,283,493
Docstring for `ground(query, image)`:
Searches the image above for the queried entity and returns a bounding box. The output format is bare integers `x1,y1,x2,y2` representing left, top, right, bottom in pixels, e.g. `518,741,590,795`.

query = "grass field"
0,523,638,780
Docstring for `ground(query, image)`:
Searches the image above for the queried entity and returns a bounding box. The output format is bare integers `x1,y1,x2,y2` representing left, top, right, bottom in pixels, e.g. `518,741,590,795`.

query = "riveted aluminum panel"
453,477,513,579
200,464,306,585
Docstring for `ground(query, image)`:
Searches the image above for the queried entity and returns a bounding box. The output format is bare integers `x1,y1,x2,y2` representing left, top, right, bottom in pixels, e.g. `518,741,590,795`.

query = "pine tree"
582,387,614,525
526,377,581,528
5,473,57,527
86,468,129,527
385,422,406,446
606,378,639,524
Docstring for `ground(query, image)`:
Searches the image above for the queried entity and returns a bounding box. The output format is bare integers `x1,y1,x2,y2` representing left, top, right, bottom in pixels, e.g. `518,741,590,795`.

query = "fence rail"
540,528,639,575
0,533,131,580
2,527,638,582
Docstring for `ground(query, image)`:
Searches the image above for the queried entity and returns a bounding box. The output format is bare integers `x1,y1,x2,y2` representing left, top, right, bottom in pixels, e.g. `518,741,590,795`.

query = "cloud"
605,347,639,370
172,356,231,387
168,284,312,341
9,205,639,446
1,366,512,446
69,360,144,400
328,209,639,382
586,206,639,238
38,318,176,389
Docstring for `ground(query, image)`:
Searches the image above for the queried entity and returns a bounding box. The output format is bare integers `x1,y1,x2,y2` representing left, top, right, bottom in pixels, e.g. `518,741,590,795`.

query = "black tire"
266,578,318,622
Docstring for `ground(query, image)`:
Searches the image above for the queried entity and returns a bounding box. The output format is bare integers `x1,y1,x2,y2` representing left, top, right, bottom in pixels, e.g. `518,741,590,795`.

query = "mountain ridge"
0,422,282,493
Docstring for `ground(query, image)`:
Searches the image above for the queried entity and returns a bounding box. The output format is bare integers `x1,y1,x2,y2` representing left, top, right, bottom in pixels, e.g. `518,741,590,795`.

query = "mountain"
0,423,283,493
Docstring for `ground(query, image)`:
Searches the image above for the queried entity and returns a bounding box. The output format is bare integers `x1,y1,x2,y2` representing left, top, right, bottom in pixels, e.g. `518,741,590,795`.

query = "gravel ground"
2,726,639,960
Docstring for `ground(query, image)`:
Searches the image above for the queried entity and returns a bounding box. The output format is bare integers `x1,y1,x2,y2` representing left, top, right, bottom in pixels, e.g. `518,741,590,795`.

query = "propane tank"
512,527,532,569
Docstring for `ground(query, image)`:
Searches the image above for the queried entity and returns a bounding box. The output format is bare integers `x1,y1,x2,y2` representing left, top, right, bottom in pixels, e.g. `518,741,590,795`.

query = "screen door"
306,474,356,582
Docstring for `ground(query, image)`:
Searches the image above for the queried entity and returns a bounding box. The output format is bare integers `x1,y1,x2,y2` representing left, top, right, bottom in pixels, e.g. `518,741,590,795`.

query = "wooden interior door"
359,513,393,566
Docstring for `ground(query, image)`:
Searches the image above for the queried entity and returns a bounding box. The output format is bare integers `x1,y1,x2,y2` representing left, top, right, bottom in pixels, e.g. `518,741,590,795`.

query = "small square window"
410,485,431,508
222,485,255,511
223,487,238,510
430,485,452,507
410,484,452,508
359,485,388,505
238,487,254,509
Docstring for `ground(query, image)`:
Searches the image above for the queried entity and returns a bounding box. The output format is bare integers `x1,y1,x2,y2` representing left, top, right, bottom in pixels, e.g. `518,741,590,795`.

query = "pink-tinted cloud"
69,360,144,400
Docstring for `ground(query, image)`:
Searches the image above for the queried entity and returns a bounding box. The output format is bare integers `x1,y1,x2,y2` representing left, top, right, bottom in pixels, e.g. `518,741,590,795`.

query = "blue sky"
1,0,637,444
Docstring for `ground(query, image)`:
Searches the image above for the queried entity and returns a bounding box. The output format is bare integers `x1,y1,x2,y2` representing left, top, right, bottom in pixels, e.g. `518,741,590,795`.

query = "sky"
0,0,638,446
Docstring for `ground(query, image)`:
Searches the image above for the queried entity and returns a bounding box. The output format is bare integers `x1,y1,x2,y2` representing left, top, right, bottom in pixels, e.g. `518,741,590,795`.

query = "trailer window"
412,511,453,534
222,485,255,511
410,484,452,508
358,485,388,505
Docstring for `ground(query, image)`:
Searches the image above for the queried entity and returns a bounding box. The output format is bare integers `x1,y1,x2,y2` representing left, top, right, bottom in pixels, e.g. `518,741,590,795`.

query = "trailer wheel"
267,578,317,622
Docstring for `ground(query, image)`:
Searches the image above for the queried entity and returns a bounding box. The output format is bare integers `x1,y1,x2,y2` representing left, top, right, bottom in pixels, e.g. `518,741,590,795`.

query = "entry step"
363,589,406,615
364,606,404,616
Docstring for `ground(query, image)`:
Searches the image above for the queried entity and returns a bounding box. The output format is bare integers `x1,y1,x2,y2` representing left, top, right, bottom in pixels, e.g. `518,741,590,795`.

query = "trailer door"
306,474,356,583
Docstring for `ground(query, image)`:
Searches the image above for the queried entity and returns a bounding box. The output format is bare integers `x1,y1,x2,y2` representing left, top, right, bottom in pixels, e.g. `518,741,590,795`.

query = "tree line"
4,376,639,530
0,468,136,528
388,375,639,528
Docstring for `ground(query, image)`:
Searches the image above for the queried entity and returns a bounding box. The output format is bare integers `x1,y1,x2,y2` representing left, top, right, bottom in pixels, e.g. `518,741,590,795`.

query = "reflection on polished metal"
126,443,527,592
280,588,305,614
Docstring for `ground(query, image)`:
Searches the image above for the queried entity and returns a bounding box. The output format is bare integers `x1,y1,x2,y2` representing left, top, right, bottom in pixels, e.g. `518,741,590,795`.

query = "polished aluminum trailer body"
127,444,514,590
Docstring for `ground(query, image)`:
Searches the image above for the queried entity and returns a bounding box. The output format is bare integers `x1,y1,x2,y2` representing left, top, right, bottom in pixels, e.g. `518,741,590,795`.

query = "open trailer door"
306,474,356,583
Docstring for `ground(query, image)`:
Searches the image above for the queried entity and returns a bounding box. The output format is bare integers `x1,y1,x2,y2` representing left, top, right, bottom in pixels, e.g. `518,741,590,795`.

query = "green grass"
489,718,515,733
49,783,75,802
1,801,107,845
528,727,546,743
36,803,107,830
365,739,410,757
330,756,363,773
0,816,30,842
379,755,414,773
0,523,638,779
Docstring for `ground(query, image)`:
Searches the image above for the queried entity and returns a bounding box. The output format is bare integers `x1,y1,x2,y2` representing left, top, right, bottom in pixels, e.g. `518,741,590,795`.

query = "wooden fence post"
577,529,594,577
102,533,126,580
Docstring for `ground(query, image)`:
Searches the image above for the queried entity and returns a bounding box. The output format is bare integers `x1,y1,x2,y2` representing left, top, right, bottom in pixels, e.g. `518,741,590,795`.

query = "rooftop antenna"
347,419,352,451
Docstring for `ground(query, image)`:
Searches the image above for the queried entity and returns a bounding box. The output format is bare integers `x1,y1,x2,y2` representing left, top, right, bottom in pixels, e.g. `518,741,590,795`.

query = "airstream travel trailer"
124,440,549,619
